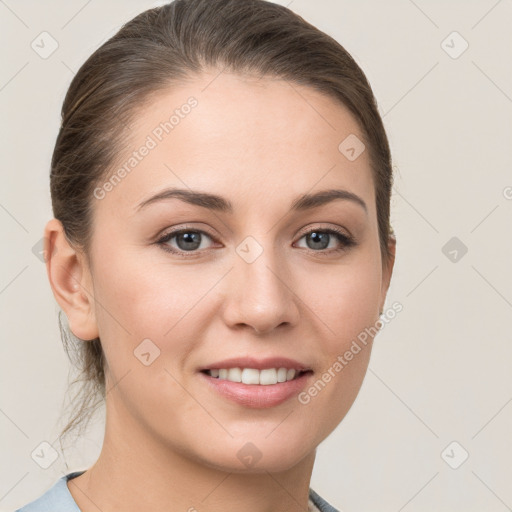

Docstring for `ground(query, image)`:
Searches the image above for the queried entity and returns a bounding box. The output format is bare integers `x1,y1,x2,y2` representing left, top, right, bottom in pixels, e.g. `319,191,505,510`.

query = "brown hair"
53,0,394,444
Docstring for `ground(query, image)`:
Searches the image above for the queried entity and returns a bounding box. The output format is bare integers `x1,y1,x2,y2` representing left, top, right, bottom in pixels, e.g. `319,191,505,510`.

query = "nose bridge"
223,234,299,333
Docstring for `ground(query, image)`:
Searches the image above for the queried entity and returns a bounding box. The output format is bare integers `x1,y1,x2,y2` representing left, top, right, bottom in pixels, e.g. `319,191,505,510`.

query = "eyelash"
156,226,356,257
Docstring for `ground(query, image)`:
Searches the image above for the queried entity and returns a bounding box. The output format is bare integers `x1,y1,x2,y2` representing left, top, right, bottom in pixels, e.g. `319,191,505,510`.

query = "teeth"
227,367,242,382
207,367,301,385
277,367,288,382
241,368,260,385
259,368,277,385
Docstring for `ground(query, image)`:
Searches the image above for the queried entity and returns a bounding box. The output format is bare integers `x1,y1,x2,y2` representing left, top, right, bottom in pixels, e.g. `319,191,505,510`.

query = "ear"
43,218,99,341
379,232,396,315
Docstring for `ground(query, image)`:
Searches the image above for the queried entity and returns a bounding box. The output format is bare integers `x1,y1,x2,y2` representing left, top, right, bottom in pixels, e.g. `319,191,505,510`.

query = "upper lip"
199,357,311,372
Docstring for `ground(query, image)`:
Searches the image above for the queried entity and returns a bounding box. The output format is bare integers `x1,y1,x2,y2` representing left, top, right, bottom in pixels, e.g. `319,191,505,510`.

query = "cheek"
89,247,227,387
293,254,382,427
295,281,378,443
91,249,200,338
301,255,382,353
90,254,202,420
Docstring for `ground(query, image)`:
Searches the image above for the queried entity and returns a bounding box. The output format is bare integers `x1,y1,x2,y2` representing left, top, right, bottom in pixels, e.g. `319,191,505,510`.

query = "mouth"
201,367,312,385
198,356,314,407
199,361,314,408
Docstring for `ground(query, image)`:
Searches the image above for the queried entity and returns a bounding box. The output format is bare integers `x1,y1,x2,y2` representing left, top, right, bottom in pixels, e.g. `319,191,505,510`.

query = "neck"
67,399,316,512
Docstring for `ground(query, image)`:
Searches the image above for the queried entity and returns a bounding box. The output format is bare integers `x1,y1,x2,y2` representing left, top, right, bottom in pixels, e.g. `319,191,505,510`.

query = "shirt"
15,471,340,512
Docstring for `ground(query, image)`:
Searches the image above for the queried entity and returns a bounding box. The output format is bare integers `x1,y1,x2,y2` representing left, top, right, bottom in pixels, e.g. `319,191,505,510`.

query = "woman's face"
79,71,394,472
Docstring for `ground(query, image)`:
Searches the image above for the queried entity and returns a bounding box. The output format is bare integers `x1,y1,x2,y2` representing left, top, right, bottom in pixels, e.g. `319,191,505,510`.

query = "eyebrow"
136,187,367,214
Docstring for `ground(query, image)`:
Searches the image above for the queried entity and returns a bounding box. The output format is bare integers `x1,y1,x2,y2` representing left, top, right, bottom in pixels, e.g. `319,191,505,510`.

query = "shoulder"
309,487,341,512
15,474,337,512
14,471,85,512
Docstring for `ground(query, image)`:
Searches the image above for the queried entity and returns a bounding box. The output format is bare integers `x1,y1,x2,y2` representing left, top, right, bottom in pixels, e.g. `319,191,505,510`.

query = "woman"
16,0,395,510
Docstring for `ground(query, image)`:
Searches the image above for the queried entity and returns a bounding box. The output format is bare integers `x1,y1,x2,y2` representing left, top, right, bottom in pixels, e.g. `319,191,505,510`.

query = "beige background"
1,0,511,511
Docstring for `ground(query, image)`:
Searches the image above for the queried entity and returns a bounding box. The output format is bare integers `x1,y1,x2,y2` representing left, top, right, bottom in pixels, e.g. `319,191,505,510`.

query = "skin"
45,70,395,512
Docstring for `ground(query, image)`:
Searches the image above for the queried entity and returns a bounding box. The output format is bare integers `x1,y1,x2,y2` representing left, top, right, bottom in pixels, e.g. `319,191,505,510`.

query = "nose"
221,243,300,335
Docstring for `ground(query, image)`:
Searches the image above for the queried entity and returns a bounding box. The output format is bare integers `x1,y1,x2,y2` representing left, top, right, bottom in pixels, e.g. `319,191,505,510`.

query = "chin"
192,433,317,474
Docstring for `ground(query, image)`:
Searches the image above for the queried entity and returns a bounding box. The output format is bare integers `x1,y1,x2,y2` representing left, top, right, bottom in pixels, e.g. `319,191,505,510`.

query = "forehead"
96,70,375,217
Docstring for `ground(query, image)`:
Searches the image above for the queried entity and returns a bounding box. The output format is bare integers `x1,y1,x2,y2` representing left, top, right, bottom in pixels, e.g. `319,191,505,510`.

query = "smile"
203,367,308,385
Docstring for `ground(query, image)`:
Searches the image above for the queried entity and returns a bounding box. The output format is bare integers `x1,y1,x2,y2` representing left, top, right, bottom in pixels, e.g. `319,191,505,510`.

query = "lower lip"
199,371,312,408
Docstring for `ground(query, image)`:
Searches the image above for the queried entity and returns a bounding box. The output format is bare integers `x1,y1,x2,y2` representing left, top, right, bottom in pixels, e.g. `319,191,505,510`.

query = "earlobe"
44,218,99,341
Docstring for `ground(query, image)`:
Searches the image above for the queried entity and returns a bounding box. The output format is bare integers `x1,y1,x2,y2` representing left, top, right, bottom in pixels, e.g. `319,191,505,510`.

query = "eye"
157,228,216,254
295,228,356,253
156,226,356,256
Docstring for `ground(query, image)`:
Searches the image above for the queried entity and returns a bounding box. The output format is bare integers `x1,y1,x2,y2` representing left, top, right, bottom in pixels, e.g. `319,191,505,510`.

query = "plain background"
1,0,511,511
